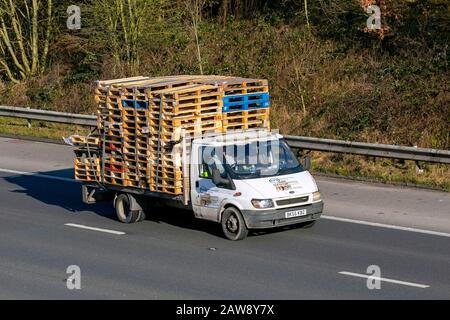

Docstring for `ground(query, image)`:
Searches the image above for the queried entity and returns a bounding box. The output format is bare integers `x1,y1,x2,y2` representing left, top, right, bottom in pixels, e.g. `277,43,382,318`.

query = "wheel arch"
218,201,248,227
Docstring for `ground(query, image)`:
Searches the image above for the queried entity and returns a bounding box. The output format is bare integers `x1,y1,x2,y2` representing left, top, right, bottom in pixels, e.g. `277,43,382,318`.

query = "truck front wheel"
221,207,248,241
114,193,140,223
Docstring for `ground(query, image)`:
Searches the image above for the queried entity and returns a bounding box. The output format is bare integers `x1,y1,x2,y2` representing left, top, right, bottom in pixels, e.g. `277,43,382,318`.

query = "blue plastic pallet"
222,92,270,112
121,99,149,109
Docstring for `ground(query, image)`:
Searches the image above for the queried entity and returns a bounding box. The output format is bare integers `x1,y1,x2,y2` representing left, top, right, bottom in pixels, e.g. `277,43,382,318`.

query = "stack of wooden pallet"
213,77,270,131
71,135,101,182
73,75,271,195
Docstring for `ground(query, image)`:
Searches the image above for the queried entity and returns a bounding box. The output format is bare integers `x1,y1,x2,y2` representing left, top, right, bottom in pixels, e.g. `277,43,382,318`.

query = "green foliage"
0,0,448,150
26,85,58,108
0,0,53,82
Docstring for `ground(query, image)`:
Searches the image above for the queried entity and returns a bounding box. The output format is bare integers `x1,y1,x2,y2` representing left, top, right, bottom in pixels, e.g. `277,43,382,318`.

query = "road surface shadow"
4,168,114,219
3,168,225,237
144,206,224,238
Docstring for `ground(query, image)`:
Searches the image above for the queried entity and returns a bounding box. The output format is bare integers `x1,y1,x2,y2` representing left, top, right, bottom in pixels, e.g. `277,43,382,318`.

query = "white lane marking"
338,271,430,289
0,168,76,183
2,167,450,239
65,223,125,235
322,215,450,238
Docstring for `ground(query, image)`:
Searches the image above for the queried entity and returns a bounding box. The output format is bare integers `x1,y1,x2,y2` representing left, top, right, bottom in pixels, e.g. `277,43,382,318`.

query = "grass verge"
0,116,90,141
310,151,450,192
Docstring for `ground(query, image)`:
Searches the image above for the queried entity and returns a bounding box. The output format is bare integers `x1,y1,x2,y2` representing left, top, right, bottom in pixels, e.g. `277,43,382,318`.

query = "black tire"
137,209,146,222
221,207,248,241
114,193,140,223
298,220,316,229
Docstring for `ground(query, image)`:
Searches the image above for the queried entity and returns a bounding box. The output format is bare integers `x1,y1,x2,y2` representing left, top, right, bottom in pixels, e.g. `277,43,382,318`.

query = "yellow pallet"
103,176,125,186
148,183,183,195
204,78,269,95
222,110,269,126
71,135,100,148
74,157,100,182
222,120,270,131
147,169,183,181
125,179,149,189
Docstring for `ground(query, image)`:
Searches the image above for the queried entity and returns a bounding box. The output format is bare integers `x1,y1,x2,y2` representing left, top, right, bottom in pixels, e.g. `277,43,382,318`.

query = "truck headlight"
312,191,321,202
251,199,274,209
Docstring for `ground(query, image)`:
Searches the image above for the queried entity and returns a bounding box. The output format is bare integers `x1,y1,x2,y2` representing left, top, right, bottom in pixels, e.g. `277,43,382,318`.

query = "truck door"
191,146,232,222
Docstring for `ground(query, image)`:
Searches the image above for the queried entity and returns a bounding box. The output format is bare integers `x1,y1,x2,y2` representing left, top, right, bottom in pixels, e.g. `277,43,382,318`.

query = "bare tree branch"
0,0,53,81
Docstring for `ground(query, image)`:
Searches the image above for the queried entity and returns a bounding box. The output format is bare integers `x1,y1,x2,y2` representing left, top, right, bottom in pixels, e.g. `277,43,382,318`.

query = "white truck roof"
193,129,283,147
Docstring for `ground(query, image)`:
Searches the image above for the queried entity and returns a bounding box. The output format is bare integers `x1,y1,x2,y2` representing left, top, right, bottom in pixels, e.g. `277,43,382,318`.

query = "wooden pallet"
74,157,100,182
123,135,147,145
75,171,100,182
153,86,222,102
124,158,148,168
149,106,222,119
104,155,123,164
199,77,269,95
122,111,150,123
147,169,183,181
222,120,270,131
147,121,222,136
148,182,183,195
122,121,150,130
103,176,125,186
221,108,270,131
125,178,149,188
222,108,269,125
147,156,181,167
150,99,222,115
119,75,220,96
222,93,270,112
148,113,221,127
71,135,100,148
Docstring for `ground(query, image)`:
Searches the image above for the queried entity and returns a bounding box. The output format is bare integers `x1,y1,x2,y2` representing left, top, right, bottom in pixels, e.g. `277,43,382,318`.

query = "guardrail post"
26,107,32,128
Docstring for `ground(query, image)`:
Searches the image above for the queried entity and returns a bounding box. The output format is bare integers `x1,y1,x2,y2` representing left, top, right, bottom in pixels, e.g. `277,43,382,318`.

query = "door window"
198,146,226,179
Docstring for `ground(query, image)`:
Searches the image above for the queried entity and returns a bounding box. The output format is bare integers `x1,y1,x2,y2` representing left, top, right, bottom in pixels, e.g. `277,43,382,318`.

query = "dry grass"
311,151,450,191
0,117,90,141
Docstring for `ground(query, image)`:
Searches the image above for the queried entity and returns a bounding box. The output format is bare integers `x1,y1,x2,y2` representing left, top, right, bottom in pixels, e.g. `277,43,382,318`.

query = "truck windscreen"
219,139,304,180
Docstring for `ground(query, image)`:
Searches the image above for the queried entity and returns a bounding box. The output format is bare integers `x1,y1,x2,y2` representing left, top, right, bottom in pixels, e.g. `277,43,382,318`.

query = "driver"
201,151,226,178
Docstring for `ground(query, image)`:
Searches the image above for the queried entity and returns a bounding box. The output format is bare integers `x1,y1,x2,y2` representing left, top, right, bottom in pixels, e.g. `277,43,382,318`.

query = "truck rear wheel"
221,207,248,241
114,193,140,223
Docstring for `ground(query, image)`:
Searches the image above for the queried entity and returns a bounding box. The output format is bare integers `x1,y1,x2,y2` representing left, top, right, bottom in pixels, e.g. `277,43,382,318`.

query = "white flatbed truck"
82,129,324,240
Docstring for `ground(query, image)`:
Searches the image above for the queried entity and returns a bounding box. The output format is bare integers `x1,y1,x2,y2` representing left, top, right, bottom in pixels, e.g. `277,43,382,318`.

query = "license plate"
285,209,307,219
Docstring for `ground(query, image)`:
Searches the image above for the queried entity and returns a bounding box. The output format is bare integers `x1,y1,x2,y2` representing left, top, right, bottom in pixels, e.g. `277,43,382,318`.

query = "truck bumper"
242,201,324,229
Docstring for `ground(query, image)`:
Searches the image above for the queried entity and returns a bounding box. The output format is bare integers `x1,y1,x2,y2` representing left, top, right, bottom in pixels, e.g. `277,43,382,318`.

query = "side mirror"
212,168,234,189
303,156,311,171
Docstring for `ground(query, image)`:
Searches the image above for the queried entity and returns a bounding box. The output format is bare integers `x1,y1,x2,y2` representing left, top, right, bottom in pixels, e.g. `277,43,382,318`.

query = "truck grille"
276,196,309,206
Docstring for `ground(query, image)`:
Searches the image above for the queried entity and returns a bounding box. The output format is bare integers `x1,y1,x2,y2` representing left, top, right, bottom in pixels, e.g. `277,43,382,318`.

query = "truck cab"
190,130,324,240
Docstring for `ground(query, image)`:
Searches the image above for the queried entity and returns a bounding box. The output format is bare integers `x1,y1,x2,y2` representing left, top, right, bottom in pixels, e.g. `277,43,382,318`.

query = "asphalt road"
0,137,449,299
